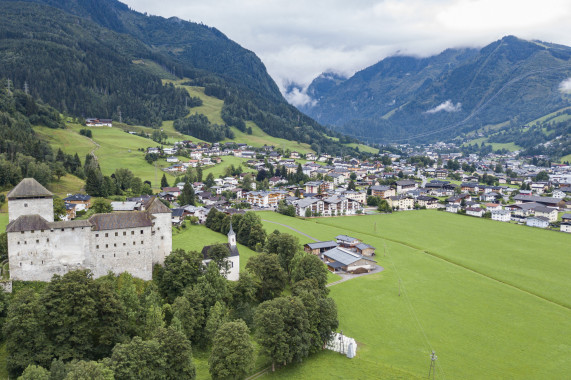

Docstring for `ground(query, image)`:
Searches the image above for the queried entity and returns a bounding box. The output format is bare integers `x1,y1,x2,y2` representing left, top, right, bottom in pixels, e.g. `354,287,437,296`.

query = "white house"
491,210,511,222
526,216,550,228
201,224,239,281
446,204,460,213
466,207,484,217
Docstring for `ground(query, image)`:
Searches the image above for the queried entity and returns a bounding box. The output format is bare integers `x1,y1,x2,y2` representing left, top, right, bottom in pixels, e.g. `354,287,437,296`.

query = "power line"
383,242,446,379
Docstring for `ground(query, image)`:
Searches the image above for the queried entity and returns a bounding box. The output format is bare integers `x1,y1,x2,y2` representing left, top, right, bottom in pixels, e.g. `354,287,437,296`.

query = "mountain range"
0,0,357,155
300,36,571,144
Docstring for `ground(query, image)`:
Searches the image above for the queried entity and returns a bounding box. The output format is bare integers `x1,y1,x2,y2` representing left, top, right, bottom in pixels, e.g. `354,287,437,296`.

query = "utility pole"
428,351,437,380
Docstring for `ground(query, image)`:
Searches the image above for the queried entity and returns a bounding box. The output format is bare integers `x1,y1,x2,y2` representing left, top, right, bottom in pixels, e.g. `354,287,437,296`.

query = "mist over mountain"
301,36,571,144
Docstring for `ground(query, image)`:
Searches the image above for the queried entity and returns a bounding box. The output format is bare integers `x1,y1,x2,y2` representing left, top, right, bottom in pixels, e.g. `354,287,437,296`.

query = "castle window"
141,241,143,244
114,243,117,247
140,230,143,234
131,231,134,235
21,231,24,234
61,228,64,231
115,232,118,237
24,203,28,207
19,262,21,267
17,242,20,245
41,229,44,232
96,234,99,237
24,241,27,245
105,233,108,237
105,244,108,248
114,254,116,257
127,252,129,256
31,230,34,233
161,236,164,240
138,251,140,255
46,238,49,242
42,260,44,264
123,243,126,246
72,228,75,231
96,245,99,249
36,239,39,243
102,255,104,258
123,231,126,236
133,242,136,245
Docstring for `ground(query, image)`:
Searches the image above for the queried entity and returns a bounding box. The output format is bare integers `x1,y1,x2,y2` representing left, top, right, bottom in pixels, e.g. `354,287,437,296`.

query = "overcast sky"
122,0,571,105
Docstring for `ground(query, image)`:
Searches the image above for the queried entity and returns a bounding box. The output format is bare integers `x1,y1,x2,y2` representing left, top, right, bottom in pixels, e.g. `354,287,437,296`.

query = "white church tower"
226,223,239,281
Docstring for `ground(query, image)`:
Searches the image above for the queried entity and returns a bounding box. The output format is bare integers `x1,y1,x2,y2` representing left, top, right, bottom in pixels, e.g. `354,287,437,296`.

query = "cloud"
559,78,571,93
284,87,317,107
425,100,462,114
122,0,571,99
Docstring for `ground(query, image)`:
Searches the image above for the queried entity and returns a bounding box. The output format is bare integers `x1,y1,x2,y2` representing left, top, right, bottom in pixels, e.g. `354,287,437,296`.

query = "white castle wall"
89,226,154,280
226,255,240,281
8,225,90,281
151,213,172,265
9,198,54,222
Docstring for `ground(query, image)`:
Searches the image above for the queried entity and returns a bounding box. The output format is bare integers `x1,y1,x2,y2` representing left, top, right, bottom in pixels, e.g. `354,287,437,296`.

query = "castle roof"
89,212,153,231
7,178,52,199
144,197,171,214
6,214,51,232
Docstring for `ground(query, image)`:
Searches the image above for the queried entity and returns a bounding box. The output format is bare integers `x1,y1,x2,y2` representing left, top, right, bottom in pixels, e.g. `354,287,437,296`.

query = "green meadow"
256,210,571,379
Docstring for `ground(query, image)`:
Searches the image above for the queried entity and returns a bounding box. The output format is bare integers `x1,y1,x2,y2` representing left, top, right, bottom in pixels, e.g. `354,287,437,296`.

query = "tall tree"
265,232,300,278
246,254,287,301
156,249,204,302
178,181,196,206
161,173,169,188
209,320,255,380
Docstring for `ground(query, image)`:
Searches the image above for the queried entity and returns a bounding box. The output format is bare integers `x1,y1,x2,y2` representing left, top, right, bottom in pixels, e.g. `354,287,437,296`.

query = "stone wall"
9,197,54,222
8,225,90,281
151,213,172,266
90,226,154,280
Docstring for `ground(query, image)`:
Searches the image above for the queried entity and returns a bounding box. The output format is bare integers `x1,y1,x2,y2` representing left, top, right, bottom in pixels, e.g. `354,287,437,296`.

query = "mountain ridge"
301,36,571,144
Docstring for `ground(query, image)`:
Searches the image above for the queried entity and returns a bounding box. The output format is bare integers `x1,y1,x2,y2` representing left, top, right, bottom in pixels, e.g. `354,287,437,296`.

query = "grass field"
34,125,97,162
46,174,85,198
0,212,8,232
255,211,571,379
559,154,571,163
202,156,256,178
172,224,258,272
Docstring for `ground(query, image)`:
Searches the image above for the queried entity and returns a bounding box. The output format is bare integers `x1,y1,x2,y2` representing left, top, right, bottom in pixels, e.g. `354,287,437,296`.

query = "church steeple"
228,222,236,247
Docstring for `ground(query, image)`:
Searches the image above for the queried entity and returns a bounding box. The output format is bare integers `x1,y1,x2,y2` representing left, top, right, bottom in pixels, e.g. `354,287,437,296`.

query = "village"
57,136,571,235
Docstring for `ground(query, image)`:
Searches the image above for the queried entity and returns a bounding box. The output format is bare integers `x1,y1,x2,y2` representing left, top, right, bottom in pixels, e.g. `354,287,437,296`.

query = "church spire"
228,222,236,247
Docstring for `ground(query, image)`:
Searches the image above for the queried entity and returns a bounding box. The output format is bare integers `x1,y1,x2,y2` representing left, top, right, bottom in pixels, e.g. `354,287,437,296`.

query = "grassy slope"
256,211,571,379
34,125,97,162
46,174,85,198
202,156,256,178
0,212,8,232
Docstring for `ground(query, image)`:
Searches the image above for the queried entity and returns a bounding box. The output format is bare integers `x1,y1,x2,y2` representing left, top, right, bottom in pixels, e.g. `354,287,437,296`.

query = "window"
114,243,117,247
17,242,20,245
123,243,126,246
31,230,35,233
105,233,108,237
72,228,75,231
96,233,99,237
96,245,99,249
21,231,24,234
24,203,28,207
105,244,108,248
161,236,164,240
141,241,143,245
102,255,104,258
140,230,144,234
41,229,44,232
123,231,126,236
133,242,136,245
115,232,118,237
36,239,39,243
114,254,116,257
61,228,64,231
127,252,129,256
131,231,135,235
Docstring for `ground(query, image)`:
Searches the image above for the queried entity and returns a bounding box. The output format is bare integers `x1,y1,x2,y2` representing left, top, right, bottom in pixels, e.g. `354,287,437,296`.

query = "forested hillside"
302,36,571,144
0,88,75,187
4,0,357,155
0,3,189,127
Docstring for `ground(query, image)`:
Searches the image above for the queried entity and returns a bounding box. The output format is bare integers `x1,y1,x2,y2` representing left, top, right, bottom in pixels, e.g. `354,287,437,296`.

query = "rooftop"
7,178,52,199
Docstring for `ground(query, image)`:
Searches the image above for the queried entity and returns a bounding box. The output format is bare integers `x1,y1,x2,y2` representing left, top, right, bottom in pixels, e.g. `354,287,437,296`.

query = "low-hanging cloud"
285,87,317,107
559,78,571,93
122,0,571,100
425,100,462,114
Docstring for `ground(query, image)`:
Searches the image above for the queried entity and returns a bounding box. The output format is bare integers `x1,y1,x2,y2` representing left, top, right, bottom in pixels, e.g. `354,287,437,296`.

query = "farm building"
322,247,376,273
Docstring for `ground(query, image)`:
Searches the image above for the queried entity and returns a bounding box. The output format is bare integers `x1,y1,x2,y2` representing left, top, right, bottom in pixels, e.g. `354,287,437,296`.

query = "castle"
6,178,172,281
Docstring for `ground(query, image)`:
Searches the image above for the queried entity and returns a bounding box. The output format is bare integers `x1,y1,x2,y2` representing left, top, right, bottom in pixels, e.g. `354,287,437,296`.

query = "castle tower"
7,178,54,222
145,197,172,265
228,222,236,247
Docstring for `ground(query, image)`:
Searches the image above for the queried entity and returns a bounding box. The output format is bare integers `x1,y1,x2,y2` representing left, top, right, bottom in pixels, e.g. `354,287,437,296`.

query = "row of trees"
173,113,234,143
85,156,152,197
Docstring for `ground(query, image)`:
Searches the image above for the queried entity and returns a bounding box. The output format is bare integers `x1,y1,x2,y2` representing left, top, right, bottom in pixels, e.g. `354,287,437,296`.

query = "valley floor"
256,210,571,379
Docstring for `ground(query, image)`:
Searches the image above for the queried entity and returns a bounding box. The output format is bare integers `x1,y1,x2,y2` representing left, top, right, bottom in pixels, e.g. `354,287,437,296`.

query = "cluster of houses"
304,235,377,273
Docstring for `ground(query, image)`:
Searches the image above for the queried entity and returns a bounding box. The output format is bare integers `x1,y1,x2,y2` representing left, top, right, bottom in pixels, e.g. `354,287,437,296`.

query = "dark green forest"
3,0,359,155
